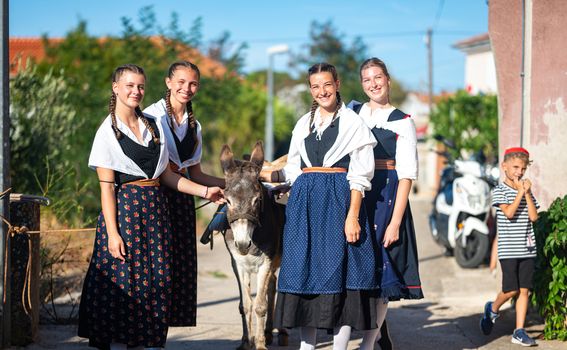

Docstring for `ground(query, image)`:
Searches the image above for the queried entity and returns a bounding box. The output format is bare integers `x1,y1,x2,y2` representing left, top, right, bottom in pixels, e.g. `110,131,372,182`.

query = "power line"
432,0,446,31
234,29,478,45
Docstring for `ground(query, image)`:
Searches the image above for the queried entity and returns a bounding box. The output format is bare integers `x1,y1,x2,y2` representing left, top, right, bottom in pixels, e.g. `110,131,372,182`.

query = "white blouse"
88,114,169,179
283,104,377,193
358,104,418,180
144,99,203,170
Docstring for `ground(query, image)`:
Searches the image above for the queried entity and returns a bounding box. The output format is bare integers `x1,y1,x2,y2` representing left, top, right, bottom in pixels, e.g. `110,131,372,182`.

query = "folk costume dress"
78,114,172,349
275,103,383,331
144,99,202,326
350,101,424,300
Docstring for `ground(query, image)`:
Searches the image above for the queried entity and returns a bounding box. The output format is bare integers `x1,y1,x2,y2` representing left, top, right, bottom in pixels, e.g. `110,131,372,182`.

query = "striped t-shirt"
492,183,540,259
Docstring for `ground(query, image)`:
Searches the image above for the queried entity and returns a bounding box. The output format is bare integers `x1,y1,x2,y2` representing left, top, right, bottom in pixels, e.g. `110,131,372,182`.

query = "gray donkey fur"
220,141,288,350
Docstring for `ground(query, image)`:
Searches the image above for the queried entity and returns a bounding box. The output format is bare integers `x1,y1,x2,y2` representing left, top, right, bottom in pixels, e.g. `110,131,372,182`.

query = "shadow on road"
386,301,544,350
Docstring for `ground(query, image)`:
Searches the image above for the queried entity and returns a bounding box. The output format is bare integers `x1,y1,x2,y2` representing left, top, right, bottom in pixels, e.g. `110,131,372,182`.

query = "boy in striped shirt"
480,147,539,347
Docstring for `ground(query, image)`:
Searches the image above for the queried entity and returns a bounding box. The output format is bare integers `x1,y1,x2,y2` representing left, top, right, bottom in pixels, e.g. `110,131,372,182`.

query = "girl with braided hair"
259,63,381,350
144,60,224,327
78,64,223,350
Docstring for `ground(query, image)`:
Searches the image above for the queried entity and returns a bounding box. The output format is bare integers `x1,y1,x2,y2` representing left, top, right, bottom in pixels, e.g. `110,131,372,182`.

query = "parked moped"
429,137,493,268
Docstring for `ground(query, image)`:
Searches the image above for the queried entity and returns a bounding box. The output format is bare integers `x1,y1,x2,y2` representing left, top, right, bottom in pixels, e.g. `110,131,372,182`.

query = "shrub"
532,195,567,340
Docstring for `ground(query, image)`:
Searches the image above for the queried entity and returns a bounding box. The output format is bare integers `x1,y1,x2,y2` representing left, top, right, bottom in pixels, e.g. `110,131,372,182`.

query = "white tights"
299,301,388,350
299,327,317,350
359,300,389,350
299,325,353,350
333,325,352,350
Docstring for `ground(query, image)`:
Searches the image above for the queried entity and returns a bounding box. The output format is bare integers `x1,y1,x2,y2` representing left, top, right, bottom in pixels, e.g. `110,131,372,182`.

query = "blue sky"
10,0,489,93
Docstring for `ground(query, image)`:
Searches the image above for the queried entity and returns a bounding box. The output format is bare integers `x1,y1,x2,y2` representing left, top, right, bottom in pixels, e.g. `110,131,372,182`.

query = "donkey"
220,141,288,350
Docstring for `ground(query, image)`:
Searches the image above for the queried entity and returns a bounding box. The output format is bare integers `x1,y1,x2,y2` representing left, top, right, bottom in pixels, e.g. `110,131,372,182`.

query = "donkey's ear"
249,141,264,168
220,144,235,173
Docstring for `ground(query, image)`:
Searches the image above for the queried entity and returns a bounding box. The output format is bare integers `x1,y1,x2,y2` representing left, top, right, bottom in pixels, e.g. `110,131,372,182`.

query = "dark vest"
170,123,199,163
301,116,350,169
352,104,407,160
113,118,161,185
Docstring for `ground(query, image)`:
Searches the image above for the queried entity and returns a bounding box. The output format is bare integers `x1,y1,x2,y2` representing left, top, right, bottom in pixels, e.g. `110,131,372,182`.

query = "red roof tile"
9,36,226,77
453,33,490,49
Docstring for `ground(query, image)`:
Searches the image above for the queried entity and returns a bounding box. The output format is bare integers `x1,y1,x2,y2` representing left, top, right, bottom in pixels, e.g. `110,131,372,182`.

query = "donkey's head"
220,141,264,255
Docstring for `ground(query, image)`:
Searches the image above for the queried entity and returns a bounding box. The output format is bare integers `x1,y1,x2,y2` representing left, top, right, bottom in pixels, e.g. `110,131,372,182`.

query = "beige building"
453,33,497,95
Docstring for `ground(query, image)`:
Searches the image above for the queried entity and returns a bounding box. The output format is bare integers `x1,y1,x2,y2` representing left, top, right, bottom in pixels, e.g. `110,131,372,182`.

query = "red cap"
504,147,529,156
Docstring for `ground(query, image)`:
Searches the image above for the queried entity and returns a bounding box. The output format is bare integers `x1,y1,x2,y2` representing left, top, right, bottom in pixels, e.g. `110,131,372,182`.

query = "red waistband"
302,167,347,173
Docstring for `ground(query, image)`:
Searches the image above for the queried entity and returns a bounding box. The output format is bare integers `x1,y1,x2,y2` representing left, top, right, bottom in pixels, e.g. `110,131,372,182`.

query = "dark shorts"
500,258,535,292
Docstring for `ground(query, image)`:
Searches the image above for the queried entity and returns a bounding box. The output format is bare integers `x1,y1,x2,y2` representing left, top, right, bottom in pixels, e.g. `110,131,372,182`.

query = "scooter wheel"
455,230,489,268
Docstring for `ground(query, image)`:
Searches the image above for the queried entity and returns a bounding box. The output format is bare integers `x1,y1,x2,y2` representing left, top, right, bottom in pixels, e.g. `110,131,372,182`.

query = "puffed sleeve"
282,128,303,185
88,121,115,171
346,143,375,194
393,117,418,180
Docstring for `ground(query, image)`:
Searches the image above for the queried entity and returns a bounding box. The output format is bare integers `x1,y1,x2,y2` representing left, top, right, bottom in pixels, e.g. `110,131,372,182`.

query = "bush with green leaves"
532,195,567,340
10,62,88,224
429,90,498,160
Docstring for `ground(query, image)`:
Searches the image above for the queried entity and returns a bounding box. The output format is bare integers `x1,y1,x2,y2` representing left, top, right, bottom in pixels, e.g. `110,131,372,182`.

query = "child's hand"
522,179,532,193
513,177,525,194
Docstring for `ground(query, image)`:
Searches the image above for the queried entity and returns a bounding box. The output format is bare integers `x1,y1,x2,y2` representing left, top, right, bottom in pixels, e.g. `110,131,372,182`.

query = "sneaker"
480,301,499,335
512,328,537,346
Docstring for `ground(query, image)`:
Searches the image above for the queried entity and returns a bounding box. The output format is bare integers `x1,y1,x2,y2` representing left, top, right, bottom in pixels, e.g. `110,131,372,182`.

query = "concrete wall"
489,0,567,209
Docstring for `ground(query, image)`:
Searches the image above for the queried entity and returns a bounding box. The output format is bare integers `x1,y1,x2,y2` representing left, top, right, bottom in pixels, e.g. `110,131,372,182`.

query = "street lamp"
265,44,289,161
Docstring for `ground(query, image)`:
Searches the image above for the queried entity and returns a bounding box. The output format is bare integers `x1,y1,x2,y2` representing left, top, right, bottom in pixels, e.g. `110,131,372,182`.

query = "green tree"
429,90,498,160
30,7,294,221
207,31,248,74
197,75,295,171
296,20,406,106
10,62,87,222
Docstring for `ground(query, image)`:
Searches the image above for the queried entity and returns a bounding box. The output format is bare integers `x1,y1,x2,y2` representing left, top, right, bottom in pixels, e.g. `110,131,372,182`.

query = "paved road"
22,197,565,349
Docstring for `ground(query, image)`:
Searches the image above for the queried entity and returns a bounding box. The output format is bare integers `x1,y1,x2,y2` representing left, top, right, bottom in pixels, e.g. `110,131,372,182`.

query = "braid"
164,89,176,129
109,93,122,139
330,91,342,126
136,110,160,145
308,100,318,133
187,100,196,129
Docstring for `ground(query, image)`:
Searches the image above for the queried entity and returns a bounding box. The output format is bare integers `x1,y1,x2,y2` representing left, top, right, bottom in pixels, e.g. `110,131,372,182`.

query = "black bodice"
170,124,199,163
114,118,161,185
349,105,408,161
300,116,350,169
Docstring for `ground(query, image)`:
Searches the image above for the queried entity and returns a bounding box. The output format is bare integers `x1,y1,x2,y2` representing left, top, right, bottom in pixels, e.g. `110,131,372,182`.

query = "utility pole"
426,28,434,113
0,0,11,347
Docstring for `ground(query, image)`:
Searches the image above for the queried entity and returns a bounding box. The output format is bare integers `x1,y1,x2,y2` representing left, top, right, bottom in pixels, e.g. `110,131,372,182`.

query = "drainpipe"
520,0,533,147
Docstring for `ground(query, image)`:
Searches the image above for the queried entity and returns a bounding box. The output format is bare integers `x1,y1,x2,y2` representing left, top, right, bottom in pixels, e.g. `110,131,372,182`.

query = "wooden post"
0,0,10,347
8,194,48,346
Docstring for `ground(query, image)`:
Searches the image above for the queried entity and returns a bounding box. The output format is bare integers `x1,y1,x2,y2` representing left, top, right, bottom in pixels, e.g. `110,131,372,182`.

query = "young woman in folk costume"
78,64,223,350
260,63,383,350
349,57,424,348
144,61,224,327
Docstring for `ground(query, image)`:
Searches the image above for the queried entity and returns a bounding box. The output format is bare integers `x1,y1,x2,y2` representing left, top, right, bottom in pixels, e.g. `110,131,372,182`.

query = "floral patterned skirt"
163,186,197,326
78,183,172,348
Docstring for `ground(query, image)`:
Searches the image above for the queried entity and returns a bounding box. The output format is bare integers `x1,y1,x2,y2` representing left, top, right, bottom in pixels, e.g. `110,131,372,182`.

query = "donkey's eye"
226,198,232,206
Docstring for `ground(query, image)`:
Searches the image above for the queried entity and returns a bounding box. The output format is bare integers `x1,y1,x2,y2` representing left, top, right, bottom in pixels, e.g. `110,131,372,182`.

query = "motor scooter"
429,137,492,268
